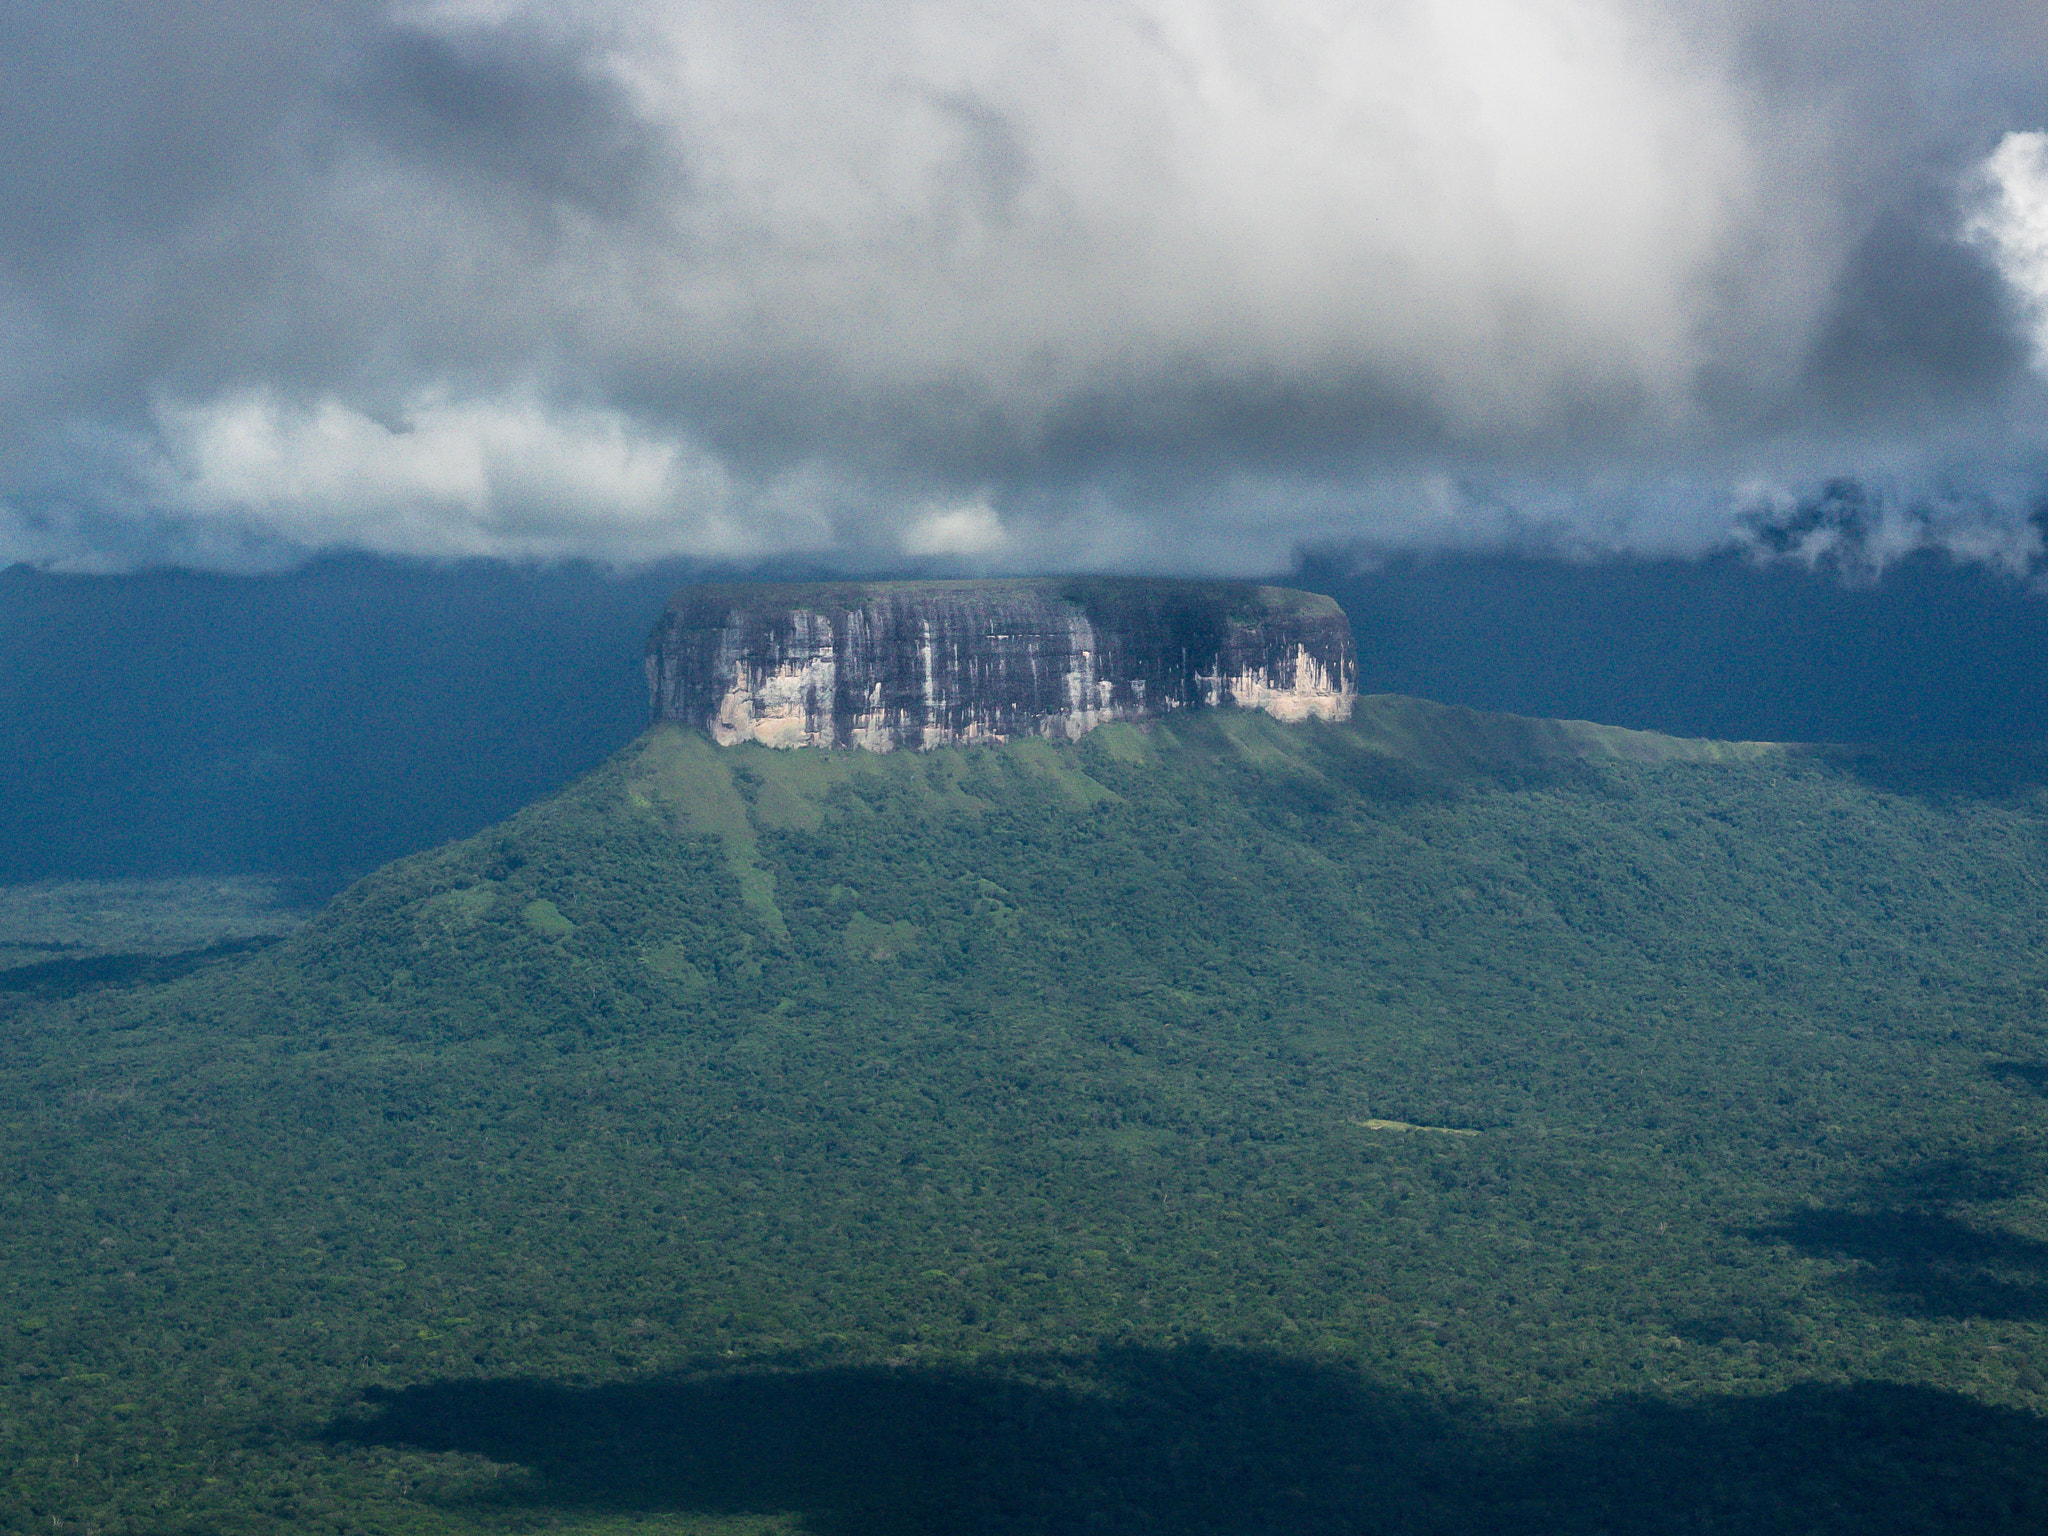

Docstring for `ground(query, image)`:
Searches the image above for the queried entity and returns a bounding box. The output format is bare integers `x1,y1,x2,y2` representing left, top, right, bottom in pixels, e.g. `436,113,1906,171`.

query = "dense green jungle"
4,698,2048,1534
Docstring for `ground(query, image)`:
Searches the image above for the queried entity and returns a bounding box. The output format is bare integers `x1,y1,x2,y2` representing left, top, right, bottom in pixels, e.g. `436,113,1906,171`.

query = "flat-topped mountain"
645,577,1356,749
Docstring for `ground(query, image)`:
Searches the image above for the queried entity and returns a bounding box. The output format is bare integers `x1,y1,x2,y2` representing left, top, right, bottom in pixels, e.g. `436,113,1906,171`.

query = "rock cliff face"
645,578,1356,750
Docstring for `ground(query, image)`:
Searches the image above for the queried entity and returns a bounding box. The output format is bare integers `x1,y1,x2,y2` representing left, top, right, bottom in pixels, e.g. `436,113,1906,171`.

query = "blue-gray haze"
7,551,2048,889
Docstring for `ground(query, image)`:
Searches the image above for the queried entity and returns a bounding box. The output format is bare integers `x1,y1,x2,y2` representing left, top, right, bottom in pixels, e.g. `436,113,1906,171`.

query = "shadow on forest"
0,935,278,1000
1667,1309,1797,1347
1810,742,2048,807
1751,1207,2048,1319
328,1342,2048,1534
1989,1060,2048,1096
1748,1147,2048,1320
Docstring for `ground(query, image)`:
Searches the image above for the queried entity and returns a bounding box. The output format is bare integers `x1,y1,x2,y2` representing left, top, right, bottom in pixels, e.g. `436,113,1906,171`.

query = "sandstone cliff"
645,578,1356,750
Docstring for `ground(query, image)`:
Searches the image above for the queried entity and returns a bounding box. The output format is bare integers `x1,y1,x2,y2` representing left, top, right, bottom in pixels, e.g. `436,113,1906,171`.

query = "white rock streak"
650,580,1357,751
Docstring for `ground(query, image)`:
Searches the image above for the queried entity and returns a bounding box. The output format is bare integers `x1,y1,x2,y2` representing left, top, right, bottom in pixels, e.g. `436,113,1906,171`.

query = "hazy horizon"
8,548,2048,891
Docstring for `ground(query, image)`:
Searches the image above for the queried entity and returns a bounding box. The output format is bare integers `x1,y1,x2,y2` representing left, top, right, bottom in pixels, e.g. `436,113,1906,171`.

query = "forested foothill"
4,700,2047,1532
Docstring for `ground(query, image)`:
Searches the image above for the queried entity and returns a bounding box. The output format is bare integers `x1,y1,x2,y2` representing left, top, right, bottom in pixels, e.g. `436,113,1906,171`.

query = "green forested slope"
3,701,2047,1533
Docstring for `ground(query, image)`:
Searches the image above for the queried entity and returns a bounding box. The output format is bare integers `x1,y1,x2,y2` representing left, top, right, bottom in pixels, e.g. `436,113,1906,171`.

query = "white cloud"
1731,469,2046,581
597,0,1761,436
900,500,1008,557
136,389,831,565
1967,130,2048,366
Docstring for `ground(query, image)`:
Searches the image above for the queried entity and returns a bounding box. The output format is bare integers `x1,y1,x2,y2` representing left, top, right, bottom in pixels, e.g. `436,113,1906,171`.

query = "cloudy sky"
6,0,2048,577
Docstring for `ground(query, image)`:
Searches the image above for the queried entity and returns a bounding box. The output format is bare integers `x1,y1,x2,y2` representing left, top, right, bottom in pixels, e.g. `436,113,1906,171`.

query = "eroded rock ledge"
646,578,1356,750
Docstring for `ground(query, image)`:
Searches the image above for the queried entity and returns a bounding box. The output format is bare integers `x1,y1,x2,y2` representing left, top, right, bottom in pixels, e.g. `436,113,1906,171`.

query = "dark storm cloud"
1802,205,2024,419
342,22,674,220
5,1,2048,575
0,4,366,444
0,5,359,267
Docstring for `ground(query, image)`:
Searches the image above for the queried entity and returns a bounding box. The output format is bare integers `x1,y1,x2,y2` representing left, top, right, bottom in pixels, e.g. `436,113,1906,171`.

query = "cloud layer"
6,1,2048,574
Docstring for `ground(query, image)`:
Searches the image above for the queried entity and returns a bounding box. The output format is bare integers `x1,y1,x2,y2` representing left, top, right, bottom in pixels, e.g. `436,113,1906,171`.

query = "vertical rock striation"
646,578,1355,749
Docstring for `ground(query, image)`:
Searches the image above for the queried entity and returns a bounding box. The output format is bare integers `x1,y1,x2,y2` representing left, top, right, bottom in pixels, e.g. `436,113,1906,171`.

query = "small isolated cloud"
133,390,826,566
900,500,1008,558
1733,474,2046,582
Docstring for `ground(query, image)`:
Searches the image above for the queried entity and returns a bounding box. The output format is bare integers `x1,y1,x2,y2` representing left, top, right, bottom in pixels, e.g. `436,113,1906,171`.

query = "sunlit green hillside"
4,700,2047,1534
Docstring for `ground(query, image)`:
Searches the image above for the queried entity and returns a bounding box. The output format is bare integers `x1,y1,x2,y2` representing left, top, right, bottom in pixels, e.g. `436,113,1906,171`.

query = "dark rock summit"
646,578,1356,750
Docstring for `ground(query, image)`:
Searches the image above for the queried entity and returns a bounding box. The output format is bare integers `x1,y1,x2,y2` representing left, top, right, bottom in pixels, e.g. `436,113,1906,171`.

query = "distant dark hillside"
5,704,2047,1531
0,555,692,890
1311,547,2048,746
